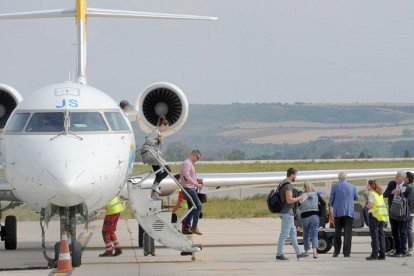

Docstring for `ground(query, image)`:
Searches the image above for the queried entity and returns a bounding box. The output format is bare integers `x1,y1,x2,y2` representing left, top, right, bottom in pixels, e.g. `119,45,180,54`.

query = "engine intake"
135,82,188,136
0,84,23,129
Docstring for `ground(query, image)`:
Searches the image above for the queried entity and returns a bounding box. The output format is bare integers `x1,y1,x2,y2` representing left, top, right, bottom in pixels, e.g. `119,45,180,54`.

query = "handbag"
197,187,208,203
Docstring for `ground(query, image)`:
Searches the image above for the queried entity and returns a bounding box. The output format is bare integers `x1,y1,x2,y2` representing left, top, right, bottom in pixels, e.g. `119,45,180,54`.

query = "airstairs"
127,155,201,252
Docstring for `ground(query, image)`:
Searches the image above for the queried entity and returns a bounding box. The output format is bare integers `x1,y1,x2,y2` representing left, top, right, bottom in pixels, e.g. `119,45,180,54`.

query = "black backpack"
267,182,289,213
390,195,410,222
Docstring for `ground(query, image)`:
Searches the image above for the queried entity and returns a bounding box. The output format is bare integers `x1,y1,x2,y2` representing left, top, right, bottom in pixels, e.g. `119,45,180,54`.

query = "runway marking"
83,259,198,265
79,225,96,253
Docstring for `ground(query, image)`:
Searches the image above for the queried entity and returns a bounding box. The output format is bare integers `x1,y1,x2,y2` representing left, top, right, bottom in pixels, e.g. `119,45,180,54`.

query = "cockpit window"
5,113,30,132
26,112,64,132
70,112,108,132
104,112,129,131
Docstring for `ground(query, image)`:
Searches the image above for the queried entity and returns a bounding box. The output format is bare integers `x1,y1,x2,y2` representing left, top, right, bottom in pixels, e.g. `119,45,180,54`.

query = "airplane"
0,0,412,269
0,0,217,267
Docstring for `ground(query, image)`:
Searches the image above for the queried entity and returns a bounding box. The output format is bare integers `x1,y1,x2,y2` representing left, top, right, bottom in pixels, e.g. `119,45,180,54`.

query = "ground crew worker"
119,100,129,112
171,188,187,223
99,196,124,257
365,179,389,260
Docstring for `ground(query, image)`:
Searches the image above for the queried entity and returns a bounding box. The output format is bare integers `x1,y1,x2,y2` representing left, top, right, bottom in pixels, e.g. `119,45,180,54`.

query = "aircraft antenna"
0,0,217,85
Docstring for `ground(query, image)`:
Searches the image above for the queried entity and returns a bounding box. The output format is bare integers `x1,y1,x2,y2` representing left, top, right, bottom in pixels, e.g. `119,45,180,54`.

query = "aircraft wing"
125,168,413,198
198,168,414,188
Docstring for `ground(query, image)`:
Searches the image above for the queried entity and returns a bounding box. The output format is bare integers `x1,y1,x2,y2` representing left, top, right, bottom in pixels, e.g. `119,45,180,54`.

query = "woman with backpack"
299,181,326,259
365,179,389,260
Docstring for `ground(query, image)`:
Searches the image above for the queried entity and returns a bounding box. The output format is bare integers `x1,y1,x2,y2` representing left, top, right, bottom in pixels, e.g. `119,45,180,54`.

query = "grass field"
219,120,414,144
1,160,412,221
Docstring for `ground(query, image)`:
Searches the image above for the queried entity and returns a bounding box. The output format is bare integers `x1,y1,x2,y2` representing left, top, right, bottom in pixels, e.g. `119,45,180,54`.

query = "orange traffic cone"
56,231,73,273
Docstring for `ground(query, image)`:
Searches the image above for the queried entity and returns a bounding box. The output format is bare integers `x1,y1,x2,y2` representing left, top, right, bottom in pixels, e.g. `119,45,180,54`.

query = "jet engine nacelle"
0,84,23,129
135,82,189,136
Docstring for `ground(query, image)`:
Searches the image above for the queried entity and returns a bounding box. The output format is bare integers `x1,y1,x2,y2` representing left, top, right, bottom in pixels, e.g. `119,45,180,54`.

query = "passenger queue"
275,168,413,261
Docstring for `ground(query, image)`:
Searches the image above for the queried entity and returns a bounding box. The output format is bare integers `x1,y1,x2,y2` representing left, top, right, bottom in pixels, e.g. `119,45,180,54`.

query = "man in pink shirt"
180,149,203,235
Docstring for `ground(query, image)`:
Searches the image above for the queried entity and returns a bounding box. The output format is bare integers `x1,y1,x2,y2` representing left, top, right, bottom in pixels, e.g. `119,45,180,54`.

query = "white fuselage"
0,82,135,212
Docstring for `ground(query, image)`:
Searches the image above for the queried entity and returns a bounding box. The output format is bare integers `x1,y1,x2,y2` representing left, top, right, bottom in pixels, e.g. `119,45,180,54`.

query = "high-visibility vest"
105,196,124,215
179,189,188,209
369,191,389,222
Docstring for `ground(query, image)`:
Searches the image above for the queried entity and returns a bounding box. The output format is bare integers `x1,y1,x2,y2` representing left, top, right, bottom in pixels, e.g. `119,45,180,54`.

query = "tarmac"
0,218,413,275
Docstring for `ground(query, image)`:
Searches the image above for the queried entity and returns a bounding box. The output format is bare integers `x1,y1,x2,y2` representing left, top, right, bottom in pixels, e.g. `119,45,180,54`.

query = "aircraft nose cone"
39,161,95,206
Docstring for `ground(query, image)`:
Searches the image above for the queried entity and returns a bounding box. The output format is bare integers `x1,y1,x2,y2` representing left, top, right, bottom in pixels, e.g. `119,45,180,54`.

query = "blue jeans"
183,188,202,231
277,213,302,256
301,214,320,251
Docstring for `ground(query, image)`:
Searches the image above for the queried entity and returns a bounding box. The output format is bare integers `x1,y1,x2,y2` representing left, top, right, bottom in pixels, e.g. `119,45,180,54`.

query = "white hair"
396,171,406,178
338,171,347,181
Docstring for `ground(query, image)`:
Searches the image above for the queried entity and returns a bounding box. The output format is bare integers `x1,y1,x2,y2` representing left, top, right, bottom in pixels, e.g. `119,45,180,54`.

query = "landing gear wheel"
53,242,61,268
5,216,17,250
54,242,61,262
317,235,332,254
138,224,144,248
71,241,82,267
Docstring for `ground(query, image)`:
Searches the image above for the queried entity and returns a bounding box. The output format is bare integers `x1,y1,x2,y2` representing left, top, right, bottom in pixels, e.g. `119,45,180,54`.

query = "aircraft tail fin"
0,9,76,20
0,1,216,85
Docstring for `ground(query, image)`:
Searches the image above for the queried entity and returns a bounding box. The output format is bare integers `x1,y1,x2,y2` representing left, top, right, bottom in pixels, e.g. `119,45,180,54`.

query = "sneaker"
151,190,162,200
192,227,203,235
151,184,161,194
297,253,309,260
151,195,162,201
182,229,193,235
332,253,339,257
378,256,386,260
312,248,318,259
171,213,178,223
344,255,351,258
276,255,289,261
365,256,377,261
113,250,123,257
386,249,396,256
99,252,113,257
390,253,404,258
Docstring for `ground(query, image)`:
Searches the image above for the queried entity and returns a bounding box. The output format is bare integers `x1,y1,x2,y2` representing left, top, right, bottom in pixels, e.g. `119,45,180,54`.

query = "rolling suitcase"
352,203,365,228
143,232,155,256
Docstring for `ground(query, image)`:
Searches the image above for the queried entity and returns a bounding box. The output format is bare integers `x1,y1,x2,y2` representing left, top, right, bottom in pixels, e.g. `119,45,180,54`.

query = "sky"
0,0,413,104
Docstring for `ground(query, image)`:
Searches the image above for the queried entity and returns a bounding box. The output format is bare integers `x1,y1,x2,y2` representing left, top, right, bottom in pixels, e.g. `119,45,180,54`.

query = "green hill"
134,103,414,160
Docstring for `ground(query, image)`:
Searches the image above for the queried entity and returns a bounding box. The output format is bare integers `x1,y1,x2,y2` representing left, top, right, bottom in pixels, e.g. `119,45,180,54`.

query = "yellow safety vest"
369,191,389,222
182,198,188,209
105,196,124,215
179,189,188,209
